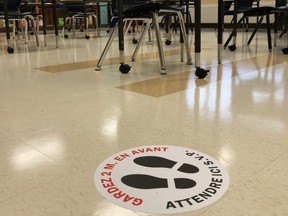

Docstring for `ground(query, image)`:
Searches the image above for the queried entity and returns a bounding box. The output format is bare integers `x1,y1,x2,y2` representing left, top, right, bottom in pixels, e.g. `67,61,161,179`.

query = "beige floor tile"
0,129,64,203
200,151,288,216
0,28,287,216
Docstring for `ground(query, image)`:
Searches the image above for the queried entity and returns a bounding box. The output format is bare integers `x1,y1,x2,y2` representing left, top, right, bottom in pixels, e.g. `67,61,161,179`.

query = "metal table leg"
230,0,238,51
3,0,14,53
117,0,131,73
51,0,59,48
217,0,224,64
83,0,90,39
194,0,209,78
41,0,47,46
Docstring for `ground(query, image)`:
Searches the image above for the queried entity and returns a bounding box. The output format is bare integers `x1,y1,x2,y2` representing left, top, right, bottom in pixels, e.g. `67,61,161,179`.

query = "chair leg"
35,15,42,34
148,23,152,43
246,14,272,52
187,12,193,33
124,20,132,35
265,14,272,52
12,20,17,39
164,15,172,45
247,16,263,46
83,6,89,39
224,17,245,49
279,14,288,38
63,17,70,38
13,20,20,40
72,16,76,38
176,11,192,65
91,14,100,37
20,18,28,44
26,15,40,46
95,22,119,71
84,16,91,39
159,9,192,64
131,19,151,61
244,17,249,32
152,13,167,75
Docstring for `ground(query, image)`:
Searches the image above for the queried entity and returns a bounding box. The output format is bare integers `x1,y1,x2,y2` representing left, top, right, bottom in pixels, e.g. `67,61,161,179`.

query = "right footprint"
121,174,197,189
133,156,199,173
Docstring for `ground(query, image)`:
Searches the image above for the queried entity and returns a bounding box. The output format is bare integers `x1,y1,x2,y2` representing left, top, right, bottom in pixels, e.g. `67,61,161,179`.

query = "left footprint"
134,156,199,173
121,174,196,189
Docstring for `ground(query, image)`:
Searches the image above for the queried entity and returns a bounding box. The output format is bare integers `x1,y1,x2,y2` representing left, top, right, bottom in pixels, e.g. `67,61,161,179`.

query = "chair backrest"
276,0,287,6
0,0,22,11
7,0,22,11
62,0,85,13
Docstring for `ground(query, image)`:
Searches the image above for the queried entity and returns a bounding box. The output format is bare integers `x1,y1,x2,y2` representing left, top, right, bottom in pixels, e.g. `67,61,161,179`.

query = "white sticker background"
94,145,230,214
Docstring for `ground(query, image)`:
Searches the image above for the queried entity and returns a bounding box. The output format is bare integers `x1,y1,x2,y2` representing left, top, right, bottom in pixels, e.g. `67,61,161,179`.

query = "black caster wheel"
128,30,132,33
281,48,288,54
228,44,236,51
165,40,172,45
30,32,34,35
68,29,71,32
64,34,68,38
132,38,138,44
106,29,110,33
195,68,209,79
85,35,90,39
7,47,14,54
119,64,131,74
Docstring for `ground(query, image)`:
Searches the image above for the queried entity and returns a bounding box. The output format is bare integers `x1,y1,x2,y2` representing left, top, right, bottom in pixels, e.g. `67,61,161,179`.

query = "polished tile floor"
0,26,288,216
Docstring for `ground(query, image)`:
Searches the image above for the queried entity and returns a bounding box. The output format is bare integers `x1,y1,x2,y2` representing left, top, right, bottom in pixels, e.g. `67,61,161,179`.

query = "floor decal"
94,145,230,214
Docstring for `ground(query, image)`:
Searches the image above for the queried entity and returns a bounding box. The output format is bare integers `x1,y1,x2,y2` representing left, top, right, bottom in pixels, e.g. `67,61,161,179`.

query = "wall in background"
190,1,276,24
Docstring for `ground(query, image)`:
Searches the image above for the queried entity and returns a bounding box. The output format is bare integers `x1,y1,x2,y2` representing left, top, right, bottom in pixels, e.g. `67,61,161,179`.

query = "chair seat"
0,11,32,17
69,12,96,17
243,6,275,17
273,5,288,12
119,2,182,18
224,7,253,15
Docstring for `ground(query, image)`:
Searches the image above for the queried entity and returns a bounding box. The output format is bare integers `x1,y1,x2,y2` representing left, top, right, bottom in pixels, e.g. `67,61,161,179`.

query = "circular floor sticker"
94,145,230,214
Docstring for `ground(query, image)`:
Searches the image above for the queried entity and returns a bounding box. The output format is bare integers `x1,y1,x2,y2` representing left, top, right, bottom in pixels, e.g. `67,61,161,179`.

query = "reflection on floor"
0,28,287,216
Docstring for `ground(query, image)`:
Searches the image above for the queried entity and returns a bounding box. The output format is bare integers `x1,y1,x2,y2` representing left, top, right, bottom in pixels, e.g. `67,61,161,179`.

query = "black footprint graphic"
121,174,196,189
121,156,200,189
134,156,199,173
